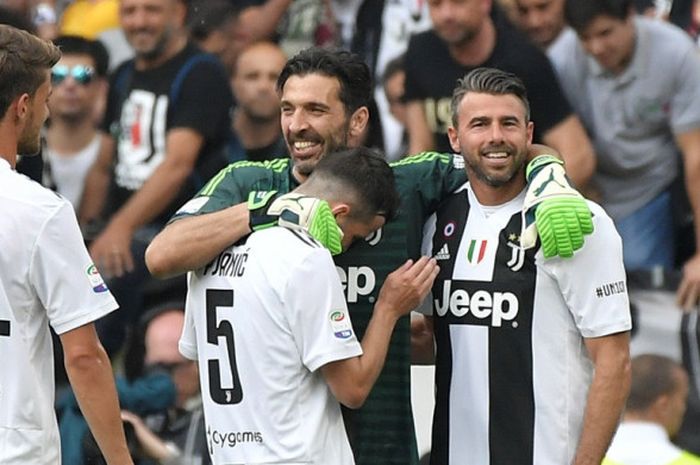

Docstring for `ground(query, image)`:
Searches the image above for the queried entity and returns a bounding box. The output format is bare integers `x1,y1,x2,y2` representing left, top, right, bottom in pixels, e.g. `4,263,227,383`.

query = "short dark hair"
0,25,61,119
53,35,110,77
277,47,372,116
626,354,684,412
564,0,632,33
308,146,400,222
451,67,530,127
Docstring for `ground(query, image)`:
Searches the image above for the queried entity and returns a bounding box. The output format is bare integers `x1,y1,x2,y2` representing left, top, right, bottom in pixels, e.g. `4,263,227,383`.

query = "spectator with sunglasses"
44,35,109,213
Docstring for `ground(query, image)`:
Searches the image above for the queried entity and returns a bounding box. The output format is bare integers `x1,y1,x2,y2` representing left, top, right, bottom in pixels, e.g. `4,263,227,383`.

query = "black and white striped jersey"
421,183,631,465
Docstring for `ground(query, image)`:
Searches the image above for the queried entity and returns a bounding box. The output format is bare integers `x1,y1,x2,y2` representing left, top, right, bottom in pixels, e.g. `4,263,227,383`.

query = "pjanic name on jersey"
203,251,248,277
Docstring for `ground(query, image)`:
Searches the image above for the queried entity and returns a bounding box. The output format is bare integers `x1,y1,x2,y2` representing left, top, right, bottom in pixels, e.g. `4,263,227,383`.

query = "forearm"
355,307,401,390
326,307,399,408
573,344,631,465
79,135,114,224
145,203,251,278
239,0,293,42
65,345,133,465
79,164,111,225
541,115,596,188
684,165,700,251
406,101,435,156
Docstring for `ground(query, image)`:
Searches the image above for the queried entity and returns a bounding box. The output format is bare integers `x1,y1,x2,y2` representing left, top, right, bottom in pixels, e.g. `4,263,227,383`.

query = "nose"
489,122,505,143
587,37,606,56
286,109,309,133
527,10,545,29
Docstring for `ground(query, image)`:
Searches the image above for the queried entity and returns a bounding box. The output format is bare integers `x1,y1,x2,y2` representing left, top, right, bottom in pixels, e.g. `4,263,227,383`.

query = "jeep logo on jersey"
336,266,376,303
434,280,519,327
365,228,382,246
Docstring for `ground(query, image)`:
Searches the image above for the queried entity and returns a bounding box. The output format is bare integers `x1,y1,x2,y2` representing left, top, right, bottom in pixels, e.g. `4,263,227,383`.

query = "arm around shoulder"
145,202,252,278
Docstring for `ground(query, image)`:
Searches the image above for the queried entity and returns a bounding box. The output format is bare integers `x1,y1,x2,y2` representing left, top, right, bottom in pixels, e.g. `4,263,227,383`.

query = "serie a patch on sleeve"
86,264,109,293
329,310,353,339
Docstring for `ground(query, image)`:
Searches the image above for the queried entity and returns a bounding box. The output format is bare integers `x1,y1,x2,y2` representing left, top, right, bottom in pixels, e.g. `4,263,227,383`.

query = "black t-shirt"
102,42,234,225
404,15,572,152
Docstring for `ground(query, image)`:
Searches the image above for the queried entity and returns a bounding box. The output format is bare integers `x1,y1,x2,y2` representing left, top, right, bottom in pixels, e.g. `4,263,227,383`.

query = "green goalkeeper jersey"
173,153,467,465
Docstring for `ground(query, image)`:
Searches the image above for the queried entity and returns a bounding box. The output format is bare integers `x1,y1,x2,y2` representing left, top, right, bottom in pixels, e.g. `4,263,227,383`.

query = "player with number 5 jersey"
179,148,438,464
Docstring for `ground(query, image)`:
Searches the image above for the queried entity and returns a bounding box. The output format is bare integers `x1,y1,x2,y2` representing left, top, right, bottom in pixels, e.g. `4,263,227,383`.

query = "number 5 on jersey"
207,289,243,405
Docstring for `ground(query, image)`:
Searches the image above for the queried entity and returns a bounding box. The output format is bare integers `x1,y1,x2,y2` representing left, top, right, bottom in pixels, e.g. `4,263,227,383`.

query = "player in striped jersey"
180,147,438,464
147,48,594,465
418,67,632,465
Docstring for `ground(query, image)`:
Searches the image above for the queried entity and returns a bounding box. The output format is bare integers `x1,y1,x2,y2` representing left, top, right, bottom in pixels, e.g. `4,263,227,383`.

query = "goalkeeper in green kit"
146,47,592,465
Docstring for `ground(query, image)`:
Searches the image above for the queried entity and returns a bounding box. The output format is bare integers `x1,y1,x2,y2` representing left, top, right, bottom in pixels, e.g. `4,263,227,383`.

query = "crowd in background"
3,0,700,463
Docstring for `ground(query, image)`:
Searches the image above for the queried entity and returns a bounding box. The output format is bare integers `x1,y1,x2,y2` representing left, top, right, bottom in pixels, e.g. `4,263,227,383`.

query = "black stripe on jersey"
0,319,9,336
430,190,469,465
488,213,536,465
287,227,323,249
429,191,539,465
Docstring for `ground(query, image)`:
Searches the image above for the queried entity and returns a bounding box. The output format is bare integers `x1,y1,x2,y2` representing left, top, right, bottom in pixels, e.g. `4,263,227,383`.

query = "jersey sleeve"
30,202,118,335
179,277,198,360
540,203,632,338
669,38,700,134
284,248,363,372
392,152,467,212
168,58,234,140
169,160,290,223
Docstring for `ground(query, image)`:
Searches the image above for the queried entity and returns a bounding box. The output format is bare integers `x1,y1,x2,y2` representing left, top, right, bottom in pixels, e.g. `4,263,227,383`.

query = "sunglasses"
51,64,96,85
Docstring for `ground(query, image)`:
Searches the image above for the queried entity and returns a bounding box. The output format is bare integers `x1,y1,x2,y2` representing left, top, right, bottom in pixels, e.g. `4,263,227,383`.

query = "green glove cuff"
303,200,344,256
526,155,564,183
248,190,279,231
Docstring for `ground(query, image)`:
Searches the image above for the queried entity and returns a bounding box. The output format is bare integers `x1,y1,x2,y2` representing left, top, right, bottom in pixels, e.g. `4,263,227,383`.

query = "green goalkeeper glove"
520,155,594,258
248,191,344,255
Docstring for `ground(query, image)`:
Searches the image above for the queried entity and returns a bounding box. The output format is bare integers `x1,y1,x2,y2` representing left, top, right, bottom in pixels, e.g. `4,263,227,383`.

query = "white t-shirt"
45,133,101,210
421,183,631,465
0,158,118,464
180,227,362,465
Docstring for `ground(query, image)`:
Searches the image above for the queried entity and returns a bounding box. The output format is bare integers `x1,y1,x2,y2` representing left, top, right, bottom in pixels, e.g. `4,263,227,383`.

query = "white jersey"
421,183,631,465
180,227,362,465
0,158,118,464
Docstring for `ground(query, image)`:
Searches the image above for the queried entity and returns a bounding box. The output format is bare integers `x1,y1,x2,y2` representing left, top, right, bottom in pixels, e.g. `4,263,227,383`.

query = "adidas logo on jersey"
434,279,519,327
435,244,451,260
